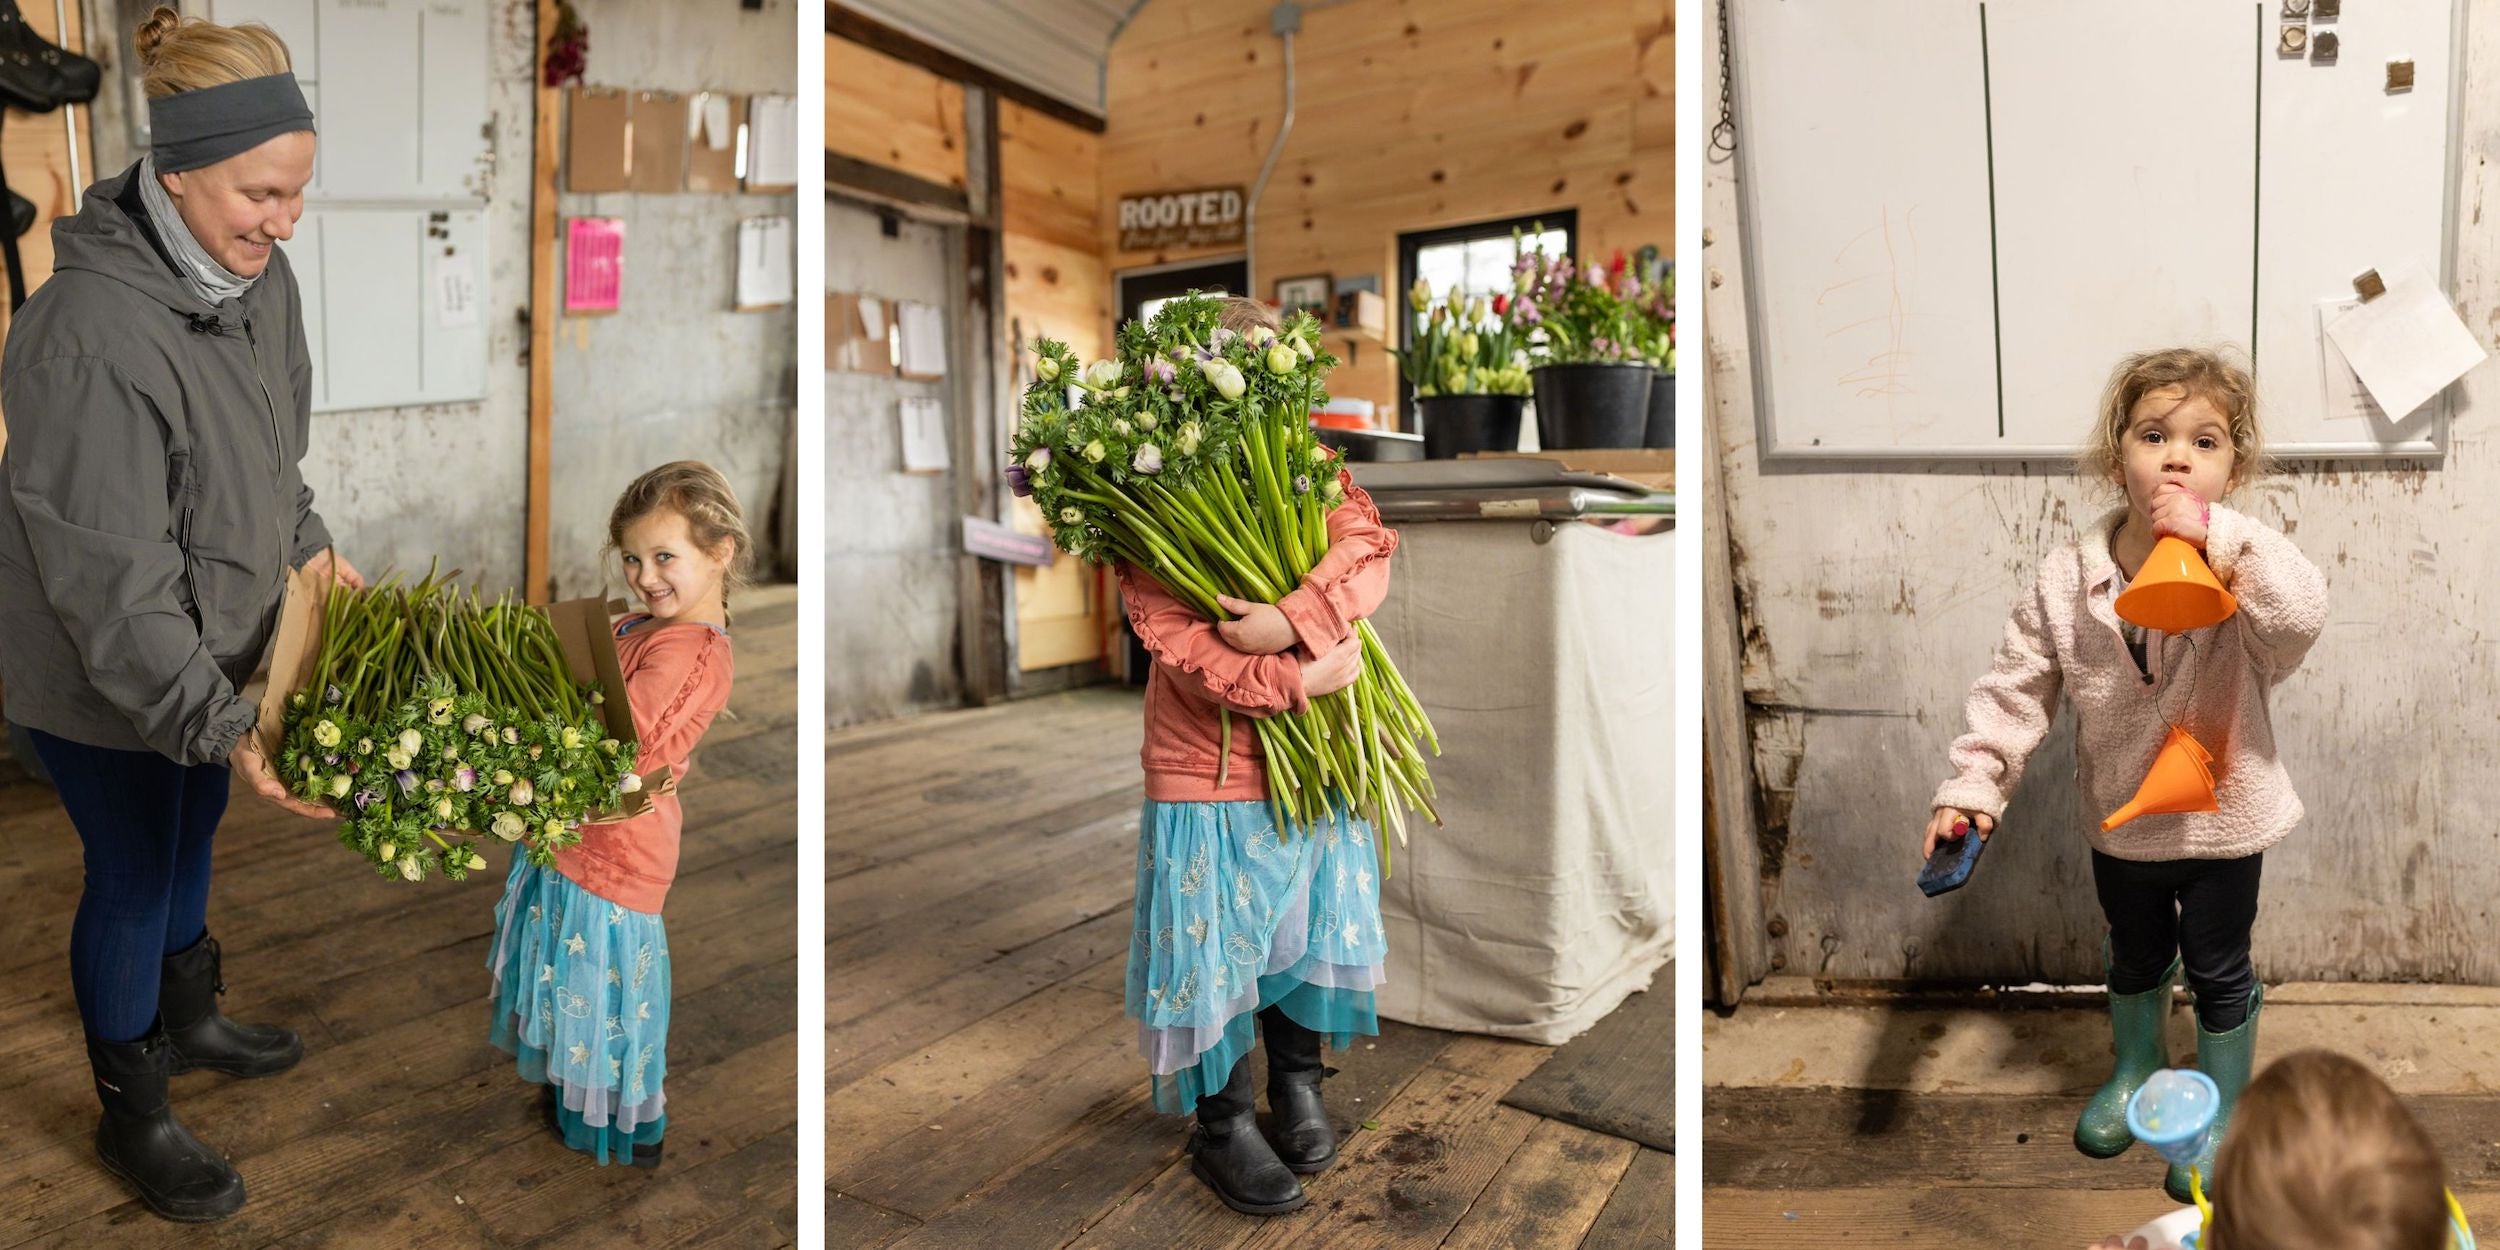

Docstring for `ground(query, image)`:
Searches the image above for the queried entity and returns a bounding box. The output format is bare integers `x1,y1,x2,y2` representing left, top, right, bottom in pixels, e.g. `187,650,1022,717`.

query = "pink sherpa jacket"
1932,504,2327,862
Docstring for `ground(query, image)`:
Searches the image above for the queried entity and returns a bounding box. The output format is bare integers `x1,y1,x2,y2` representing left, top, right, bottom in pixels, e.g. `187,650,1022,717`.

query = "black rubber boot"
85,1029,246,1223
162,933,303,1078
1259,1006,1337,1174
1187,1052,1307,1215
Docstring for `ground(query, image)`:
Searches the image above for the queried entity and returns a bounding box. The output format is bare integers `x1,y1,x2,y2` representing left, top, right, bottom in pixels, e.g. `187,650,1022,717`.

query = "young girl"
2089,1049,2459,1250
1926,348,2327,1200
487,461,746,1167
1120,296,1399,1216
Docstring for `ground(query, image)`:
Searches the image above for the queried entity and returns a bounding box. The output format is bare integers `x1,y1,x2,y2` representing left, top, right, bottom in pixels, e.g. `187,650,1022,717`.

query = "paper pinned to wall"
735,216,795,311
900,396,951,473
2315,298,2378,422
895,301,948,380
695,92,735,149
435,252,479,328
2322,261,2489,421
565,217,624,315
746,94,797,190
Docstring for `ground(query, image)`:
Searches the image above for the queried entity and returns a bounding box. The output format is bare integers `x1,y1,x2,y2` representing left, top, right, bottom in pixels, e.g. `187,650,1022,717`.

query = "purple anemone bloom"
1005,463,1034,497
395,769,419,795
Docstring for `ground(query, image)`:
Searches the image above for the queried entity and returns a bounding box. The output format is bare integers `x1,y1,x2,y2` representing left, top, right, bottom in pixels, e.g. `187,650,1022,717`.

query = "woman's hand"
1921,807,1993,860
304,547,365,591
1215,594,1297,655
2148,484,2209,549
2087,1236,2151,1250
1299,634,1363,699
228,733,334,820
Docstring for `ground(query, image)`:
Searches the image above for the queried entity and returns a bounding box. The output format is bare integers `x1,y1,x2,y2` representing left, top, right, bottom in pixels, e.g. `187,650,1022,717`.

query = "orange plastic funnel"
2101,725,2219,832
2115,536,2237,633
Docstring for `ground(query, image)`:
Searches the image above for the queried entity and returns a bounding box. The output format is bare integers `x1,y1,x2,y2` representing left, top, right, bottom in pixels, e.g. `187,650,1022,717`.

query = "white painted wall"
1705,10,2500,984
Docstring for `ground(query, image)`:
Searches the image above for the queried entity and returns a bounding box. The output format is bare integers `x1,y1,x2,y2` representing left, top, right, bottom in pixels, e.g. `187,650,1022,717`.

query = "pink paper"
565,217,624,313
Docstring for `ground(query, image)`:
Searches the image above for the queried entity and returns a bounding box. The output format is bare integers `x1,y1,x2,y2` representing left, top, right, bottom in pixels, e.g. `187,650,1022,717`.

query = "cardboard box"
1464,448,1675,492
566,87,630,193
254,567,673,822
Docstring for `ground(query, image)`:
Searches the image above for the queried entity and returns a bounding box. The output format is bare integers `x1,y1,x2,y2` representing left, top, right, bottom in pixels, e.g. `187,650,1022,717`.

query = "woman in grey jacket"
0,8,356,1224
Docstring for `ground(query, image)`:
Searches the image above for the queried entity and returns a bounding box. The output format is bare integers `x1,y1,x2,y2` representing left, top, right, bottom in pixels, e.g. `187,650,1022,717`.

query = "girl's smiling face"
2119,385,2237,518
618,508,729,624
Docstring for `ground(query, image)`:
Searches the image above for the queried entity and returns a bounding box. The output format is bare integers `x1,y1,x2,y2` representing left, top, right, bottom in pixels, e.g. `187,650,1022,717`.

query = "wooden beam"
957,89,1011,705
526,0,558,603
826,3,1107,136
826,151,975,223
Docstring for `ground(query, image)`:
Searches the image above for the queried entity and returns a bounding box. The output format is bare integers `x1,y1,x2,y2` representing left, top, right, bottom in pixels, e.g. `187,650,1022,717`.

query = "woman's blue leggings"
26,728,226,1043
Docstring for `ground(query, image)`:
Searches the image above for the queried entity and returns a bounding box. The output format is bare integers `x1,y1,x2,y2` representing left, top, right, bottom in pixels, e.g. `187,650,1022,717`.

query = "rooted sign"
1117,186,1246,252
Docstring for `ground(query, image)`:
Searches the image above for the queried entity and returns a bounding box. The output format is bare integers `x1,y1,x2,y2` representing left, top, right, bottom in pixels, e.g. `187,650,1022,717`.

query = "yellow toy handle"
2448,1189,2474,1250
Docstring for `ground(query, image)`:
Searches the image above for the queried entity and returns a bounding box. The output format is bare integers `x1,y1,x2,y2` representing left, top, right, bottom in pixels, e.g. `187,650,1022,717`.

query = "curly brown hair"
2078,347,2263,498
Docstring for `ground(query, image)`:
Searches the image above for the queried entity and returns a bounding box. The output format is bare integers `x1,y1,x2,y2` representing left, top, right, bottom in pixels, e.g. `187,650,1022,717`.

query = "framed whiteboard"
209,0,493,413
1734,0,2467,460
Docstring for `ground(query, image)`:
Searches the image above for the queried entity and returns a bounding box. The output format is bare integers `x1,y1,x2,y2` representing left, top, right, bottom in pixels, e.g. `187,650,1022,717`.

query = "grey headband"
148,73,315,174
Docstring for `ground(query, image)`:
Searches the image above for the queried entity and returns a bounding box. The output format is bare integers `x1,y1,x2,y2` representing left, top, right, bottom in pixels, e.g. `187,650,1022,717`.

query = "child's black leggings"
2092,849,2262,1032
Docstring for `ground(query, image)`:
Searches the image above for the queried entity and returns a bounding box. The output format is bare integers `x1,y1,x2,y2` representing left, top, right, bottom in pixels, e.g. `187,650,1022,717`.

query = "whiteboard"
208,0,491,201
209,0,493,413
286,208,489,413
1735,0,2465,460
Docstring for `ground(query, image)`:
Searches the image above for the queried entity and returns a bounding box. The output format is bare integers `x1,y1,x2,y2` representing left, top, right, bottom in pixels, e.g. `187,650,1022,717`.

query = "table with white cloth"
1351,459,1673,1046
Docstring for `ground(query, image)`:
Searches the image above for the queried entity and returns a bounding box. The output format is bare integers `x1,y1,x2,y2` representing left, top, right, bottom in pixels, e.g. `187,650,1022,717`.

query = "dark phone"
1918,825,1987,897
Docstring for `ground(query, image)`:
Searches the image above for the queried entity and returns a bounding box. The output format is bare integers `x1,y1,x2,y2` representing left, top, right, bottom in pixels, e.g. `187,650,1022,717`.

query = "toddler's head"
2208,1049,2448,1250
2081,348,2262,520
607,461,750,627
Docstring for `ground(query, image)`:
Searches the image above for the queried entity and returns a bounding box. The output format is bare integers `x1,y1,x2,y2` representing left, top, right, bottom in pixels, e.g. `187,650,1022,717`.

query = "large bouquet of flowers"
1005,294,1440,865
274,565,640,883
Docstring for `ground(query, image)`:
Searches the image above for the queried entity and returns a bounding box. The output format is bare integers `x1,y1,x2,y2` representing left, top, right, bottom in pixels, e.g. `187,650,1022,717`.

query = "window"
1394,211,1577,429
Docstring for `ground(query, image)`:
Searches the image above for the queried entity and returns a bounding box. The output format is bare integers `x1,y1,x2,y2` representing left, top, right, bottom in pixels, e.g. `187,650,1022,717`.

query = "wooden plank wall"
1099,0,1672,412
0,0,96,462
827,34,970,193
999,98,1114,672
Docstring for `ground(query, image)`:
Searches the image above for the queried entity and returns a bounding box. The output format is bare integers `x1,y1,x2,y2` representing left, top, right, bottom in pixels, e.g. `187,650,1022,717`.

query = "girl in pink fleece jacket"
1116,297,1399,1218
1926,349,2327,1201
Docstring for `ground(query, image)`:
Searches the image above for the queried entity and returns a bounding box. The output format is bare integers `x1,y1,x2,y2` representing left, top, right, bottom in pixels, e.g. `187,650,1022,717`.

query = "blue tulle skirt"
486,854,672,1163
1126,798,1387,1115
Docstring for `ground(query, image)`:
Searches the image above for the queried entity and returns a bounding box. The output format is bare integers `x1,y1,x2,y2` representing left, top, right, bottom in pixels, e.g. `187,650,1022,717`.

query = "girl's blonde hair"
135,6,291,98
2207,1049,2448,1250
2079,347,2264,496
609,461,752,610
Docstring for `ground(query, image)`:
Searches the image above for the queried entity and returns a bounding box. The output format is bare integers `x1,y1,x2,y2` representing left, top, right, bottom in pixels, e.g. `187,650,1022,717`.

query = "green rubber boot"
2166,982,2261,1203
2074,951,2179,1158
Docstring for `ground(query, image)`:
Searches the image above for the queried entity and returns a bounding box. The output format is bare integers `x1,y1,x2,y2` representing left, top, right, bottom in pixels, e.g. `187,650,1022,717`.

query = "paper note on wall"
2315,298,2377,422
735,216,795,310
896,301,948,380
746,94,797,189
436,252,479,328
2323,262,2489,421
565,217,624,315
900,396,950,473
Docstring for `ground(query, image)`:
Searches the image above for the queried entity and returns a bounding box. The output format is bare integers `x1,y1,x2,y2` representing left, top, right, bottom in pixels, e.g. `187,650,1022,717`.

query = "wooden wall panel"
999,99,1113,671
0,0,97,461
1099,0,1672,412
828,34,970,192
